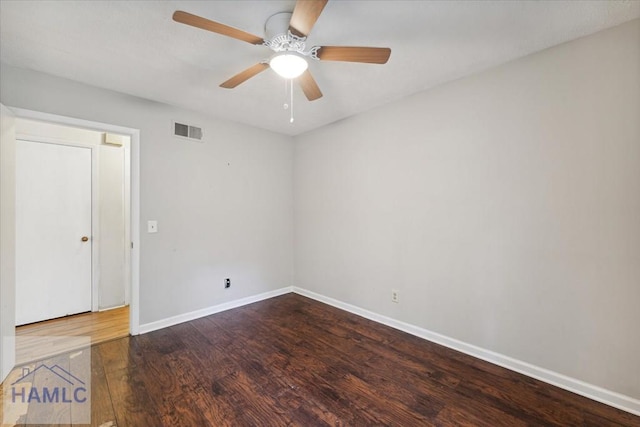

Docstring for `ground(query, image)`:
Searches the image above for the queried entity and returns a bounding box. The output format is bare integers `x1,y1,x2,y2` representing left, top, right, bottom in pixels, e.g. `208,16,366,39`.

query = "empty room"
0,0,639,425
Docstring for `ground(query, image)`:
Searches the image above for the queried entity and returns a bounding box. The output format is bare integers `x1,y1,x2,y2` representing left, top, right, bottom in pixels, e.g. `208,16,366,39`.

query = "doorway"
1,106,140,375
15,119,131,328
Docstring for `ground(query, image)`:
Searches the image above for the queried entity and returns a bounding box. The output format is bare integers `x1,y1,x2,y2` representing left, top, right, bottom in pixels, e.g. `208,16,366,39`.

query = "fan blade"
298,70,323,101
173,11,264,45
289,0,328,37
220,63,269,88
317,46,391,64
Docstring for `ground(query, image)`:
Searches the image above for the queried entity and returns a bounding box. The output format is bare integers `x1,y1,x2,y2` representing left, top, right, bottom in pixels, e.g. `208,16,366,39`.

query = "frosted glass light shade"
270,53,308,79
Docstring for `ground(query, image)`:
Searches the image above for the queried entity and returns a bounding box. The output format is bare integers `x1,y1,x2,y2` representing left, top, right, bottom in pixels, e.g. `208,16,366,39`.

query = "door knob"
81,236,89,242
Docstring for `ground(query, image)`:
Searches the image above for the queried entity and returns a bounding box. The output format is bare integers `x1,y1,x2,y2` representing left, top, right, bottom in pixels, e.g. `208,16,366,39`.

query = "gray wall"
0,65,295,325
294,19,640,399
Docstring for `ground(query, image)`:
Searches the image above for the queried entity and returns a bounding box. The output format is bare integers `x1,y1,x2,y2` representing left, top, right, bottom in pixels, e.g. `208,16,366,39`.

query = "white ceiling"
1,1,638,136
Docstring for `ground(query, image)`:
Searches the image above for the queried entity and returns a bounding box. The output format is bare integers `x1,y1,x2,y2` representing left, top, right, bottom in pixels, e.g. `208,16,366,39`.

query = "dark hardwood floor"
3,293,638,426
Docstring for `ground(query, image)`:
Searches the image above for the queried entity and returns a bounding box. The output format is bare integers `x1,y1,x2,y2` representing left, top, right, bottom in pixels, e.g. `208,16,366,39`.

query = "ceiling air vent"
173,121,203,142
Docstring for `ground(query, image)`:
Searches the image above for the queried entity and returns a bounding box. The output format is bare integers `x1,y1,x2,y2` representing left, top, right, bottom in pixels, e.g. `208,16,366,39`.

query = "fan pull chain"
283,79,289,111
290,79,294,124
282,79,295,124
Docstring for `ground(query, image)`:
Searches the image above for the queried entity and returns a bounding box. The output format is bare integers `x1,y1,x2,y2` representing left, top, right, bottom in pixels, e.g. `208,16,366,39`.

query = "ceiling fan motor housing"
264,12,319,59
265,12,292,41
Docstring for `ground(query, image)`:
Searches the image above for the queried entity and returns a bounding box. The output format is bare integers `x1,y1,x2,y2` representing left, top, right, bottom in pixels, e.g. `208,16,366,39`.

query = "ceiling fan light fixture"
269,52,308,79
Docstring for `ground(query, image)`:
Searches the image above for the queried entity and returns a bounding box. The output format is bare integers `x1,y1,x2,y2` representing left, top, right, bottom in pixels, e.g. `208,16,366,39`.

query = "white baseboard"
97,304,126,312
292,287,640,417
138,286,293,334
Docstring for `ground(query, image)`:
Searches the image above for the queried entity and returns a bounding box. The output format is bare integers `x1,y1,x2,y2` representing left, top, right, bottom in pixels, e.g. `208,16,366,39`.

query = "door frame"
1,103,17,382
11,107,141,335
15,136,100,314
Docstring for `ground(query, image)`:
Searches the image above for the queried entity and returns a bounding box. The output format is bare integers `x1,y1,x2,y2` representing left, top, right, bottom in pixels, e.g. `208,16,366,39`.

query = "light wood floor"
15,306,129,365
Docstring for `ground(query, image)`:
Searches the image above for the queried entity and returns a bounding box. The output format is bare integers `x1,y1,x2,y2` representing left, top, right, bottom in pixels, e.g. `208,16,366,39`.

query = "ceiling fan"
172,0,391,101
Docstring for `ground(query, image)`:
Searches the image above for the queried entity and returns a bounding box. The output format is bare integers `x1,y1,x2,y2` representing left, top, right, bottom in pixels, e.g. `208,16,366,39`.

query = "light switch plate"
147,220,158,233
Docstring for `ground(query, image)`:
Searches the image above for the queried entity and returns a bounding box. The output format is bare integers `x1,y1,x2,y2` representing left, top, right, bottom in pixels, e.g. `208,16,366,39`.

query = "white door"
15,140,92,325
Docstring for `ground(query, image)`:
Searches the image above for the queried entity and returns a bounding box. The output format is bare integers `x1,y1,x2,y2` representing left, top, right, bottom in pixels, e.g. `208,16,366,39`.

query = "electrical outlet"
225,278,231,289
391,289,399,303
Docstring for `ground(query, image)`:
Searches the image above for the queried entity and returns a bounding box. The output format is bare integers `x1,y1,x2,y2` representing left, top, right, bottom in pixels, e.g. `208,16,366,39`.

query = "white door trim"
11,107,141,335
1,103,17,382
16,135,101,312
